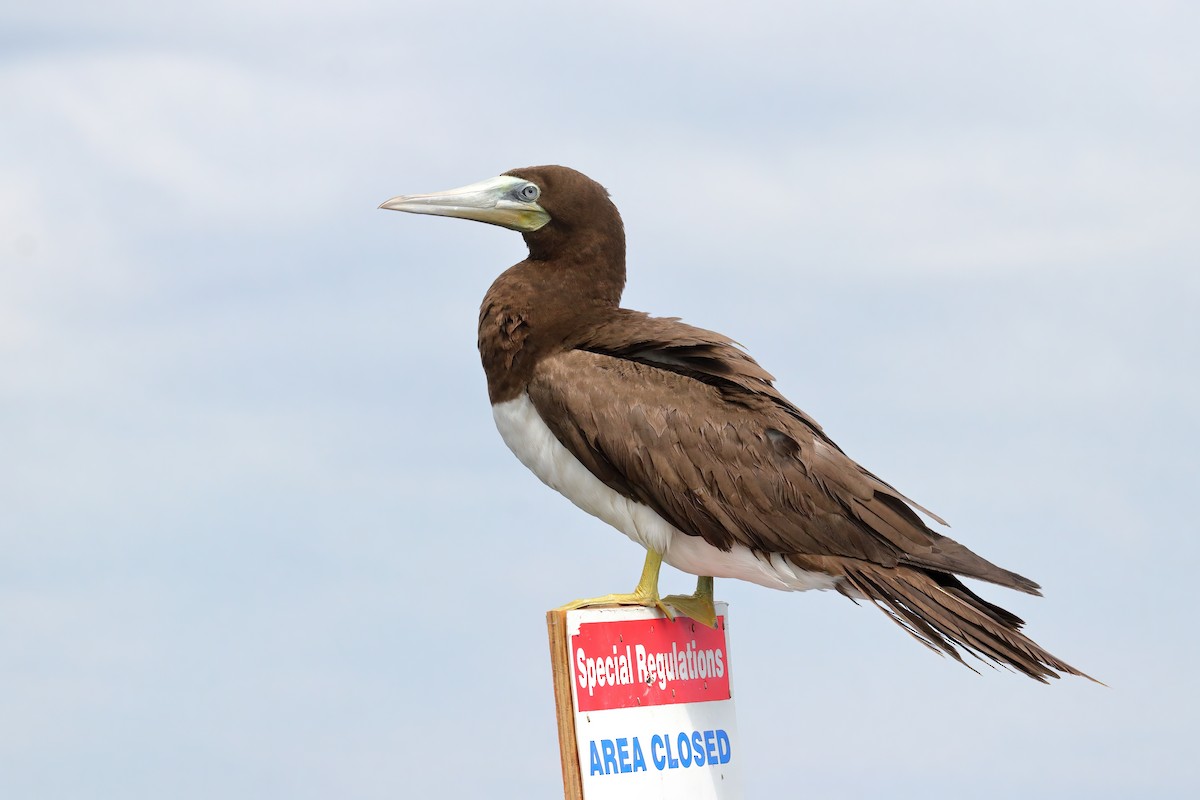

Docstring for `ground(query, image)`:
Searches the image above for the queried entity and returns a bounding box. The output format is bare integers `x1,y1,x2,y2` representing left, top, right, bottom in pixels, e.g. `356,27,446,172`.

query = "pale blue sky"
2,2,1198,797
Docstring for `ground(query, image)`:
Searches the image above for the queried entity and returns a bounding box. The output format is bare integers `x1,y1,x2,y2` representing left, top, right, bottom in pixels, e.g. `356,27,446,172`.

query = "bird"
380,165,1092,682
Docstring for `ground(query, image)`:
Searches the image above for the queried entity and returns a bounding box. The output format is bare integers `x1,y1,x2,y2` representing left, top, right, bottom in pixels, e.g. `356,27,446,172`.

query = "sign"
547,604,741,799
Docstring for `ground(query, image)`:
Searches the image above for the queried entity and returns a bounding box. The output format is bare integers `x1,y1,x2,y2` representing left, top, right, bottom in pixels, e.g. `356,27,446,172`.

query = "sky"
2,1,1198,797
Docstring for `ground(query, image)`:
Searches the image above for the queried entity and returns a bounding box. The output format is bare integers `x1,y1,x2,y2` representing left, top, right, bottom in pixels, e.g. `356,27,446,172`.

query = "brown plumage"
390,164,1092,683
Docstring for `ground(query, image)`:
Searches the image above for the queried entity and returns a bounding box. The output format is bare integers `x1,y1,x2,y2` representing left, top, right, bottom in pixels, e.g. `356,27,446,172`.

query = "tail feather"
838,563,1097,684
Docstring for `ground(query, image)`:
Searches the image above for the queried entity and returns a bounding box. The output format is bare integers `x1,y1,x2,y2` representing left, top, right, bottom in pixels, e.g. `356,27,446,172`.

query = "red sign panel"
571,615,731,712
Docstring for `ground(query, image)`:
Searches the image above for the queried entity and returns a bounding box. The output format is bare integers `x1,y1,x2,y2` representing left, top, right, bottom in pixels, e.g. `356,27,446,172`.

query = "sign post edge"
546,609,585,800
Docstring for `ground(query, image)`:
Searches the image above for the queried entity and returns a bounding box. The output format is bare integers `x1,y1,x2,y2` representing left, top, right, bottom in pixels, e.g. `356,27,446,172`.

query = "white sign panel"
566,604,740,799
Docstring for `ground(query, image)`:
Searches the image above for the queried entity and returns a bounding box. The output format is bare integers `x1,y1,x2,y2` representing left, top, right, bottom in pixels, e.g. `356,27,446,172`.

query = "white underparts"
491,393,839,593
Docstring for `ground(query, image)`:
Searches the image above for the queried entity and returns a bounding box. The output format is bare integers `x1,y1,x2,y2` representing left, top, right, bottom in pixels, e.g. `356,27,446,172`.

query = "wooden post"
547,609,584,799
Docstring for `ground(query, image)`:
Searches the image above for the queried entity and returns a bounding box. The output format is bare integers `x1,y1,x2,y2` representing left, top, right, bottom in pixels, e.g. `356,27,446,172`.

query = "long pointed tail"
838,563,1097,683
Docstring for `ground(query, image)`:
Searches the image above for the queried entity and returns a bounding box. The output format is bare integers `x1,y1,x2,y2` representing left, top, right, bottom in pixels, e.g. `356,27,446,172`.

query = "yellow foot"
557,551,675,617
662,576,717,628
557,590,674,620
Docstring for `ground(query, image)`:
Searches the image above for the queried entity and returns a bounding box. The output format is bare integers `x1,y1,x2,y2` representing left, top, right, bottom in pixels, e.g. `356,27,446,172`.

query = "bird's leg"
557,550,674,618
662,576,718,628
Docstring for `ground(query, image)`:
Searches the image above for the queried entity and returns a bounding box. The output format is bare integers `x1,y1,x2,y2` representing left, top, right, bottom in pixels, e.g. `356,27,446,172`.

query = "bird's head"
380,165,623,262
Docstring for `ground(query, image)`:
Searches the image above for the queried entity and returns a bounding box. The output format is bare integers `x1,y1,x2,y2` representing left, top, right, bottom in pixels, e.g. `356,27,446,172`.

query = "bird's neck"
525,219,626,292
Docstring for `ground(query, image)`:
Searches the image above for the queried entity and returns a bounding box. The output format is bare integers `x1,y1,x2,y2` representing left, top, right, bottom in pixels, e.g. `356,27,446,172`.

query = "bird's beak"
378,175,550,232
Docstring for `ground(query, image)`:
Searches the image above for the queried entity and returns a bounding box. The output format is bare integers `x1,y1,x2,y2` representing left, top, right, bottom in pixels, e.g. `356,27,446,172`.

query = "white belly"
491,393,839,593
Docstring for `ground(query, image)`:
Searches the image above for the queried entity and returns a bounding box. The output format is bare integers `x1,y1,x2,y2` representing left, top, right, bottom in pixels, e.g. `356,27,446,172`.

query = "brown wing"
528,331,1095,681
533,322,1037,593
525,338,1099,681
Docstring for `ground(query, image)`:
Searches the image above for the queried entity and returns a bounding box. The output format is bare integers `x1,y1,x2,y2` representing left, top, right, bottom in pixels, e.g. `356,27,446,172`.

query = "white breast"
491,393,839,593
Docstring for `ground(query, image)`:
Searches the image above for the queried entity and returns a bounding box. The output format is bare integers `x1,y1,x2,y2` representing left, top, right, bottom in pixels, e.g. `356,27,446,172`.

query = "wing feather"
529,332,1037,593
521,314,1090,680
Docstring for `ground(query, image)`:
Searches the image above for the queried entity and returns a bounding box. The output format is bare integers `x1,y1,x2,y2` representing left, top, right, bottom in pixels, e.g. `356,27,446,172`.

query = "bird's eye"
519,184,540,201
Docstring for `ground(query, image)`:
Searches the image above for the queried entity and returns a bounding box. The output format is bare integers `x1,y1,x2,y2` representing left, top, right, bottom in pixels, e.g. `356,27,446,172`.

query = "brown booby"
380,165,1091,682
